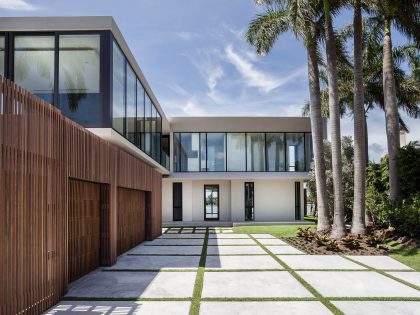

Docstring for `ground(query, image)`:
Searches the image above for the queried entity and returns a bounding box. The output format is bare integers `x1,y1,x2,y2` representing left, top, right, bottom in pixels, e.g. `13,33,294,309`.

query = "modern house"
0,15,321,314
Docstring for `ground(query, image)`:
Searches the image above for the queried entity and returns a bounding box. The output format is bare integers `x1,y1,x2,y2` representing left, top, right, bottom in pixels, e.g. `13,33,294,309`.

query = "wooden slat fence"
0,77,162,315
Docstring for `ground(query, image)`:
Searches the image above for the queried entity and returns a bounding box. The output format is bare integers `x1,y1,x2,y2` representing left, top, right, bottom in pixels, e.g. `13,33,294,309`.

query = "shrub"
376,194,420,238
341,235,361,249
297,227,315,241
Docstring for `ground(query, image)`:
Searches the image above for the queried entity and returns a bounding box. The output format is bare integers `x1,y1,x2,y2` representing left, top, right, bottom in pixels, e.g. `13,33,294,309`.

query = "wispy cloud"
174,31,197,41
0,0,39,10
224,44,306,93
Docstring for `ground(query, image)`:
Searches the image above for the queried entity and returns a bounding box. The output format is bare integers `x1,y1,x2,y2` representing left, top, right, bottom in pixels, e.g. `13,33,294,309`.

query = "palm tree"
246,0,331,231
351,0,366,234
322,0,346,239
371,0,420,203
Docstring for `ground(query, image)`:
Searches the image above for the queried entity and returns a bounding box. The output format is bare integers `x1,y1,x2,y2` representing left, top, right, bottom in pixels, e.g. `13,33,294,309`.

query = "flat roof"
169,116,313,133
0,16,169,132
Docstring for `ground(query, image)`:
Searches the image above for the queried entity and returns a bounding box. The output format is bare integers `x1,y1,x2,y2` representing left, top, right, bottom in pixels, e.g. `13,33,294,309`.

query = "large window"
156,111,162,163
227,133,246,171
125,64,136,143
112,41,125,135
144,95,152,156
135,80,145,149
174,132,312,173
180,133,200,172
247,133,265,172
266,133,285,171
14,36,55,104
207,133,226,172
286,133,305,171
59,34,100,124
0,36,4,76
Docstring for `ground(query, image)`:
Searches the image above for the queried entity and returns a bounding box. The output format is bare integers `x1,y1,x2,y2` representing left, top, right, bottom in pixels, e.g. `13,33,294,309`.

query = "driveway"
44,227,420,315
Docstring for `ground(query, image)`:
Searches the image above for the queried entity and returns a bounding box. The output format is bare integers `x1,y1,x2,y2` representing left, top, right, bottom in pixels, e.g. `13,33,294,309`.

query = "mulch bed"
282,237,388,255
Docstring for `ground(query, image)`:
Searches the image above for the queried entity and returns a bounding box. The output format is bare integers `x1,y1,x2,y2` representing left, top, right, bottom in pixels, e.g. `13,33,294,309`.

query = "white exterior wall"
163,178,305,222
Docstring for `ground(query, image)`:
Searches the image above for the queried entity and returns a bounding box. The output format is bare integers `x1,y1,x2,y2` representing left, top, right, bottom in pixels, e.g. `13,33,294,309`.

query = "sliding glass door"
204,185,219,220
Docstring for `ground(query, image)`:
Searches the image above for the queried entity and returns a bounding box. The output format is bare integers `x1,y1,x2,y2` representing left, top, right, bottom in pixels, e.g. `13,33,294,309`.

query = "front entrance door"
204,185,219,220
173,183,183,221
244,182,255,221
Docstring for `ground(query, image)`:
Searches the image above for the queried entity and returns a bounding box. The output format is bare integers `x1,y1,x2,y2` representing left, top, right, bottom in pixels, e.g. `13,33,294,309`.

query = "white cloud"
0,0,38,10
224,44,306,93
174,31,197,41
182,100,208,116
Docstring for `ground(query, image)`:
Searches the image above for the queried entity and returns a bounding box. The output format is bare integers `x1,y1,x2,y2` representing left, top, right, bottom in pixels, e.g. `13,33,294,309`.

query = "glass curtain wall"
200,133,207,171
0,36,4,75
14,36,55,104
286,133,305,171
266,133,285,171
227,133,246,171
179,133,200,172
207,133,226,171
112,41,125,135
144,95,152,156
135,80,145,149
59,34,100,124
125,64,136,143
247,133,265,171
305,133,313,171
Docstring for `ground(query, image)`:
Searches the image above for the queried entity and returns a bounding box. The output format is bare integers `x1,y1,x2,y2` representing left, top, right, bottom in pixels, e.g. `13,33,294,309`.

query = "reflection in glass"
136,80,145,149
151,104,157,159
305,133,313,171
156,111,162,163
144,95,152,155
59,34,100,122
247,133,265,171
286,133,305,171
125,64,136,143
227,133,246,171
180,133,200,172
174,133,181,172
266,133,285,171
112,41,125,135
200,133,207,171
205,185,219,220
0,36,4,75
14,36,55,103
207,133,225,172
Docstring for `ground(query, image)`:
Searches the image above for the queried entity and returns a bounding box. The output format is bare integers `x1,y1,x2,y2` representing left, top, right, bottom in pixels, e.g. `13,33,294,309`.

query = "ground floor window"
204,185,219,220
244,182,255,221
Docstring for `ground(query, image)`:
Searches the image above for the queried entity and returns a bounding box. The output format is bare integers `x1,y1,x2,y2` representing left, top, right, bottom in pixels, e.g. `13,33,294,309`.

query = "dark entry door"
245,182,255,221
295,182,301,220
173,183,183,221
204,185,219,220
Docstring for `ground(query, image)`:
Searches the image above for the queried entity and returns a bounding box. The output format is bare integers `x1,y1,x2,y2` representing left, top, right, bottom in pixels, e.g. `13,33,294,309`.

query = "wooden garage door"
117,188,146,256
68,179,101,282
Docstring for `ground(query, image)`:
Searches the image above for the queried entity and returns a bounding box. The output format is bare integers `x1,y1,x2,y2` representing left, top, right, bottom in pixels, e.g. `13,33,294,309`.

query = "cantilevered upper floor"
0,16,170,173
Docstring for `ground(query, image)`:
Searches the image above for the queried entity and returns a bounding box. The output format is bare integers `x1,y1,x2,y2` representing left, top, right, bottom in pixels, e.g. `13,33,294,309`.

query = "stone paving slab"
67,271,196,298
207,238,257,246
167,230,180,234
332,301,420,315
159,234,205,239
346,255,413,270
387,271,420,287
105,255,200,270
257,238,288,245
266,246,304,254
181,229,194,234
278,255,366,270
205,255,283,270
202,271,313,298
143,238,204,246
250,234,276,239
43,301,191,315
208,234,250,239
129,245,202,255
199,301,332,315
297,271,420,297
207,245,266,255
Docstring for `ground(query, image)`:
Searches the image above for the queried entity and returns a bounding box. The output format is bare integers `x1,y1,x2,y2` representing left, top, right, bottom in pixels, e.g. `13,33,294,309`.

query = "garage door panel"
117,188,146,256
68,179,101,282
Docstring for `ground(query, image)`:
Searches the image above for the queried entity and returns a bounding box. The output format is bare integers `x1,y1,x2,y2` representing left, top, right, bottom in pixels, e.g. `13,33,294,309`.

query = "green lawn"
388,241,420,271
233,224,315,238
233,225,420,271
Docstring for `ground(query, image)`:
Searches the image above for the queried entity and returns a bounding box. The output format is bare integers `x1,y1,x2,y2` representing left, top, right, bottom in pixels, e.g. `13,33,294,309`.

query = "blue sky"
1,0,418,161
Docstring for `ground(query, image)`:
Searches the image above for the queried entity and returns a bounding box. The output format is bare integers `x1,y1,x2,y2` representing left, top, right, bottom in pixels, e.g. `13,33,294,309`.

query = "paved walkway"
44,227,420,315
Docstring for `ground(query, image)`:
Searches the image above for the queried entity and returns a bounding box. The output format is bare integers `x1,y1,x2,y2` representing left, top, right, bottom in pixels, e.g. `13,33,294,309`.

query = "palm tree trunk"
307,34,330,232
351,0,366,235
383,18,401,203
323,0,346,239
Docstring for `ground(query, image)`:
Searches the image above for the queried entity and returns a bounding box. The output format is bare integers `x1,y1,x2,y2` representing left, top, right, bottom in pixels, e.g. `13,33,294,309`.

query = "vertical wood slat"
0,77,162,315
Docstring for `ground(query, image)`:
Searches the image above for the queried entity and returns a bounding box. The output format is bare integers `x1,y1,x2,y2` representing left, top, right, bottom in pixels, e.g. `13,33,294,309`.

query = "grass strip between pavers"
189,231,209,315
248,234,344,315
341,255,420,291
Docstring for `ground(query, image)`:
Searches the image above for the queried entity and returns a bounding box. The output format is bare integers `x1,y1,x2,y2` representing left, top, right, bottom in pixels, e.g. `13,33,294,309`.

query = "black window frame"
204,184,220,221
